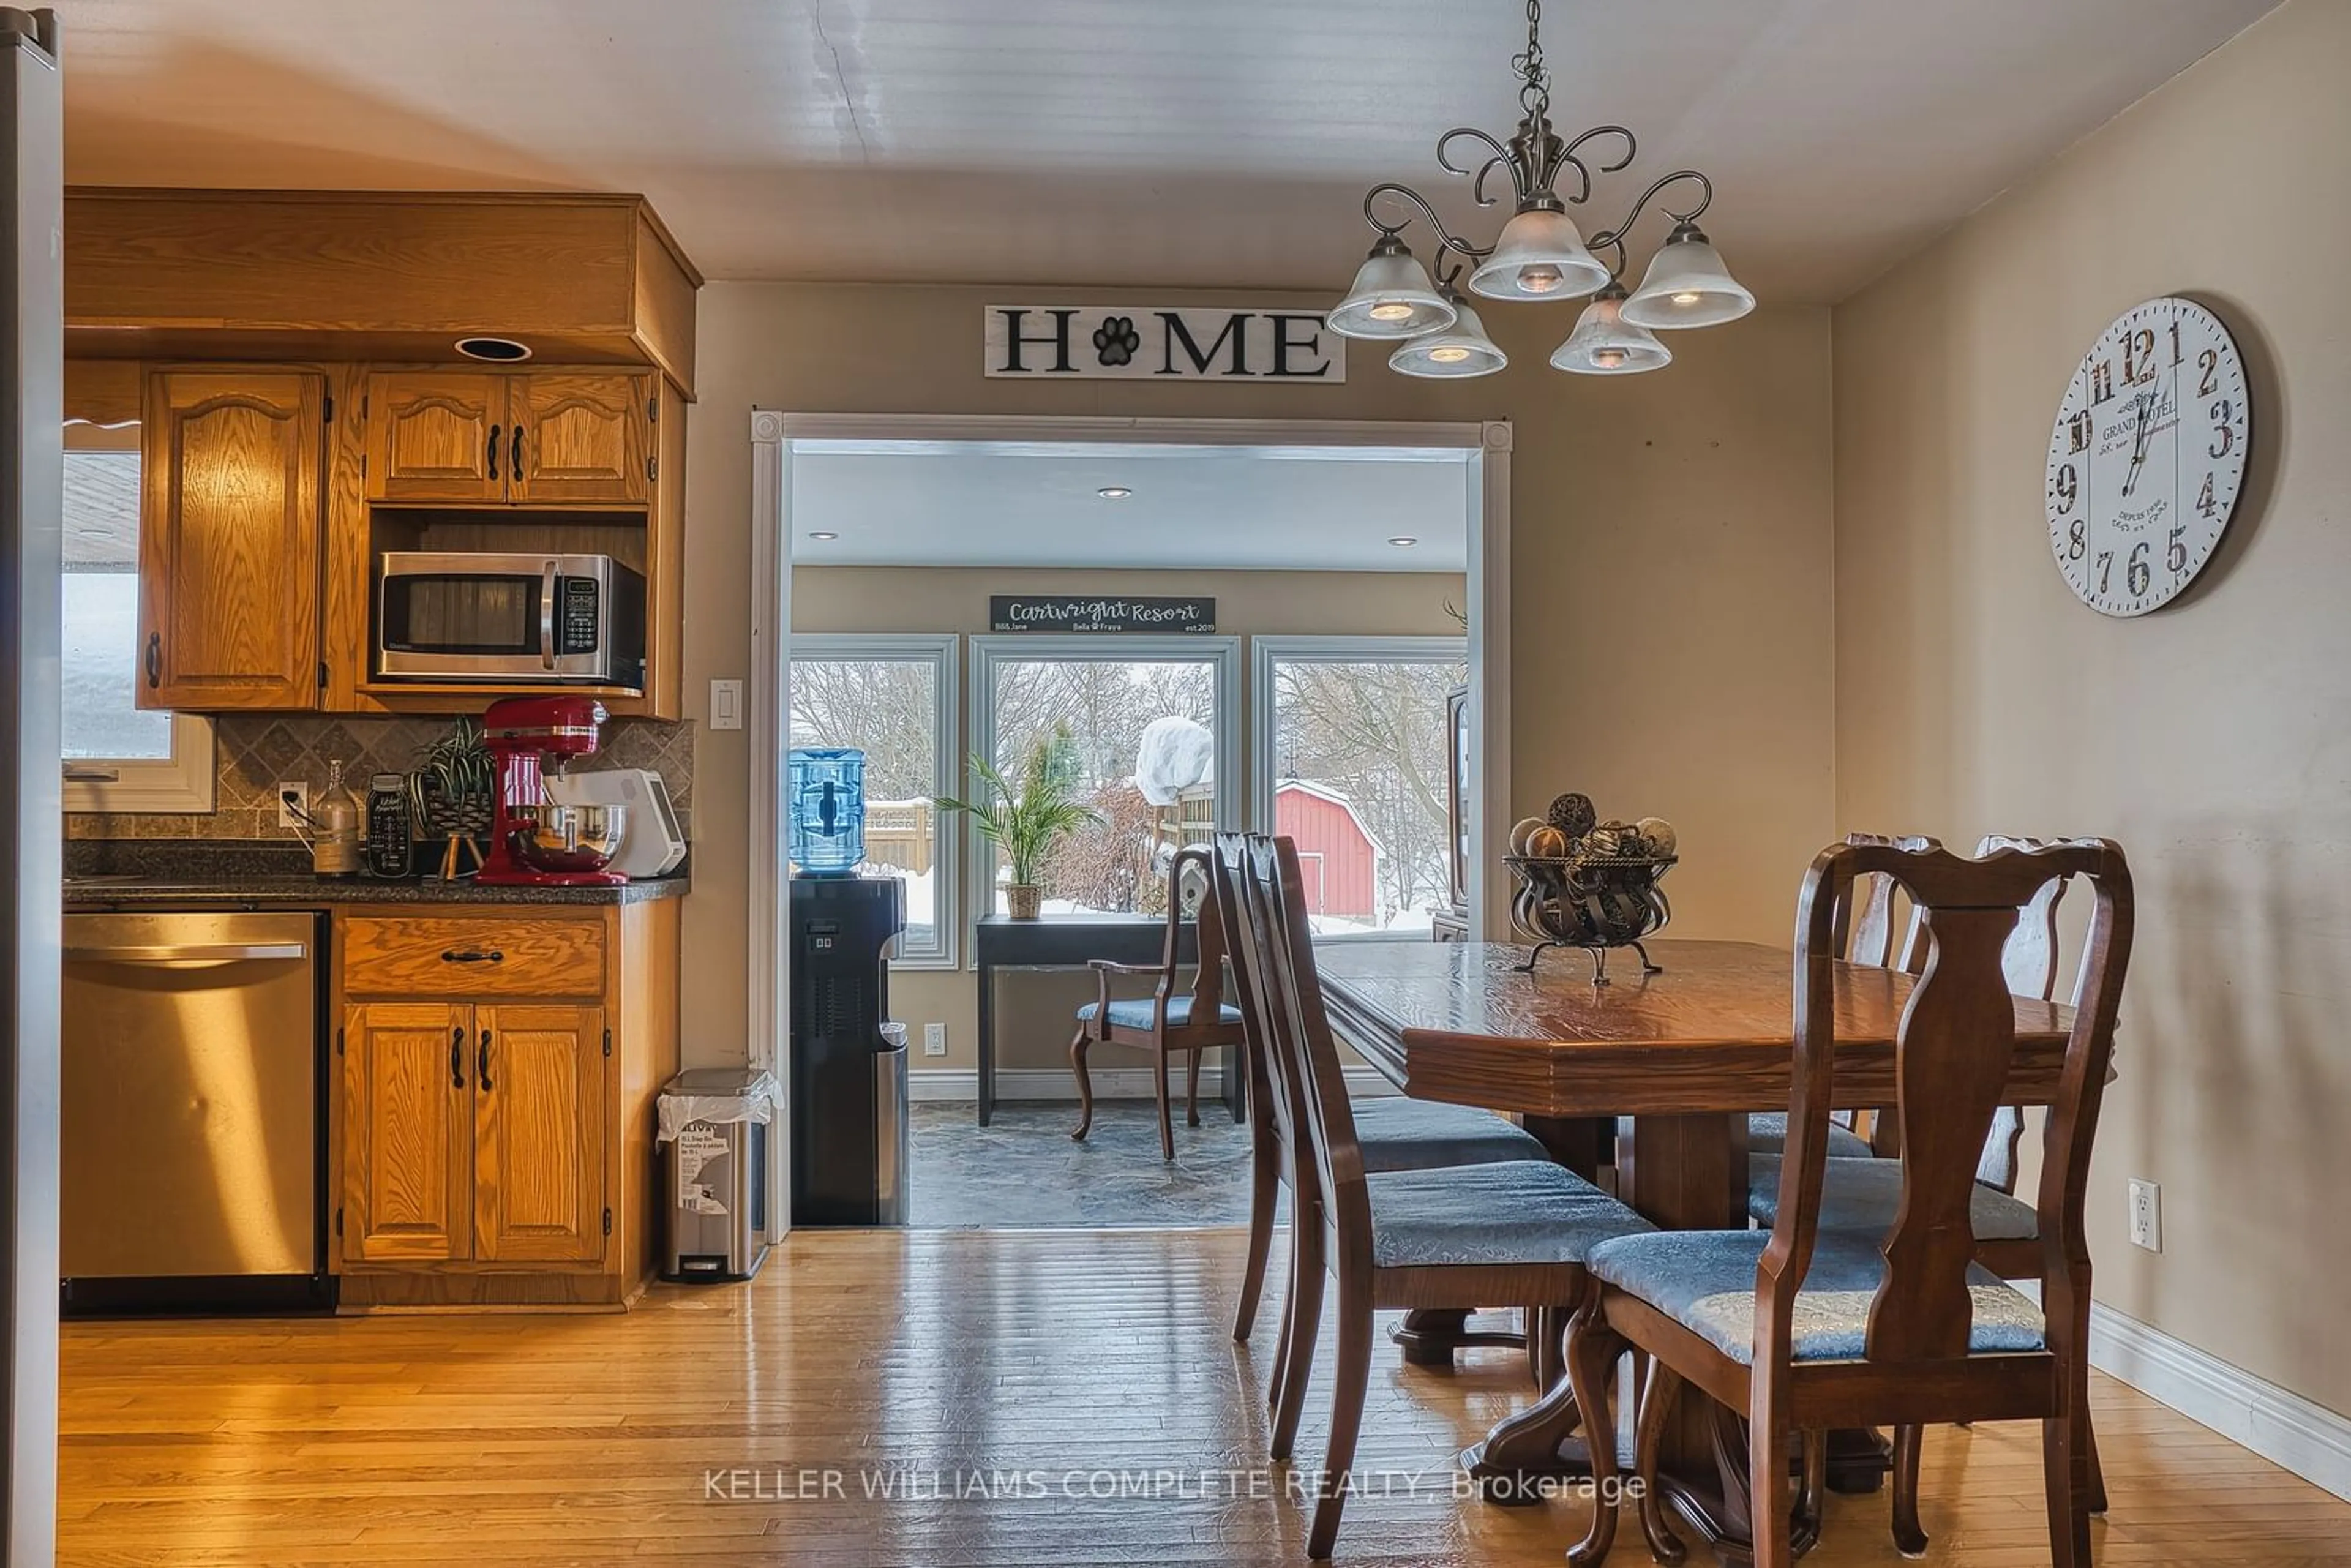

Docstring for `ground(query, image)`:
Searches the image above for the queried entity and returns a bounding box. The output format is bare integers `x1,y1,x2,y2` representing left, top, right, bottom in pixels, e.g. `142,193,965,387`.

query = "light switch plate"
2128,1178,2162,1252
710,678,744,730
923,1023,948,1057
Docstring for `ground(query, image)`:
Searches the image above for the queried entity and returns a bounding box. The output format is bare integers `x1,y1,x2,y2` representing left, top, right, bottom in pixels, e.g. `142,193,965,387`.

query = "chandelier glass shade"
1338,0,1750,377
1549,288,1671,375
1390,294,1509,378
1328,236,1458,340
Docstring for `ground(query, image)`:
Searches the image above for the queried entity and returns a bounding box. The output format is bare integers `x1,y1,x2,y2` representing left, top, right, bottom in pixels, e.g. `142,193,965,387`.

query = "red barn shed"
1273,780,1381,921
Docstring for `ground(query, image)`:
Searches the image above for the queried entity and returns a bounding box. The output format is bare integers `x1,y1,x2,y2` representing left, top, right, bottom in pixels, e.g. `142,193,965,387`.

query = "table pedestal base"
1392,1308,1527,1367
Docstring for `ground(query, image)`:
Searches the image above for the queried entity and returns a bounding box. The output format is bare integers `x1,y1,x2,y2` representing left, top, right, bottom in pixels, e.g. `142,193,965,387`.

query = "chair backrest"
1835,833,1936,972
1210,832,1280,1141
1974,834,2075,1190
1163,844,1229,1023
1763,838,2133,1367
1235,835,1369,1244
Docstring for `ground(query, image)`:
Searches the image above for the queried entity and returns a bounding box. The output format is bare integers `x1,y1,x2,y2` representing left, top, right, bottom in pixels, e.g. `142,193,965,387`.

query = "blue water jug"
788,748,866,876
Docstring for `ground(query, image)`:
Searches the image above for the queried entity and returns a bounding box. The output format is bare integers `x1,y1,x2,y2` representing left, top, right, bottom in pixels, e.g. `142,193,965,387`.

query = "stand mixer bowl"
509,802,627,874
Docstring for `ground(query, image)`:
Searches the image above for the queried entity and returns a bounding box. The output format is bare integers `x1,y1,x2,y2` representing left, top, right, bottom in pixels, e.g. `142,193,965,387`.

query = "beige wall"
681,282,1836,1067
1833,0,2347,1416
794,565,1466,1075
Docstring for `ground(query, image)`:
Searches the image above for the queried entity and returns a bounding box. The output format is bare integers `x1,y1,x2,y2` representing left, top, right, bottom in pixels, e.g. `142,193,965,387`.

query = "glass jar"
787,747,866,876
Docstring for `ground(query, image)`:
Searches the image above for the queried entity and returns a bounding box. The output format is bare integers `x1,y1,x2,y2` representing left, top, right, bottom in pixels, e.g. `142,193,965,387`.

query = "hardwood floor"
59,1228,2351,1566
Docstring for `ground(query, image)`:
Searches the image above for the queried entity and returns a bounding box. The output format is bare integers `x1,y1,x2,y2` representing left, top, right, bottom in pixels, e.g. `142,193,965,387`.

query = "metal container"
509,800,626,874
659,1068,774,1282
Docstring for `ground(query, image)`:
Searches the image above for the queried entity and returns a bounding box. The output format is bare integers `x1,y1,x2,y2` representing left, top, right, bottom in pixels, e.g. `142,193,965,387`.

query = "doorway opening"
751,417,1510,1230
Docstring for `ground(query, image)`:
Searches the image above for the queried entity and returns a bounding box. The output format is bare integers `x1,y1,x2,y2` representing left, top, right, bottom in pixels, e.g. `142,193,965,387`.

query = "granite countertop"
63,842,689,909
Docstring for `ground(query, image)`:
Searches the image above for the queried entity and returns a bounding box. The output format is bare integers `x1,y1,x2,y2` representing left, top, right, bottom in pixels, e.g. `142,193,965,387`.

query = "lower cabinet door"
343,1002,472,1264
472,1003,607,1264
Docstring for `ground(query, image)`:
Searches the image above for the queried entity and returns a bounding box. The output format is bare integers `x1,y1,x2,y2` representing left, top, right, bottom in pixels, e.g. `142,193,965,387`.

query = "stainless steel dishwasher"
61,910,329,1313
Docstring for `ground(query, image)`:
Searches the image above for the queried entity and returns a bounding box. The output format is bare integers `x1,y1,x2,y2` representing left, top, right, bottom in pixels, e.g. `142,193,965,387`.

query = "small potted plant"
937,729,1098,919
410,715,497,878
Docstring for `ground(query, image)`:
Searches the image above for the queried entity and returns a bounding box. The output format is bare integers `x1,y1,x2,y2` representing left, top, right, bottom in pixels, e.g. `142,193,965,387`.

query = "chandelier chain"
1512,0,1550,119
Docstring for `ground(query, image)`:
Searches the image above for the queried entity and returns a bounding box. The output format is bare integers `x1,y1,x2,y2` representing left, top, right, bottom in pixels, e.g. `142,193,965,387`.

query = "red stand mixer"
476,696,629,887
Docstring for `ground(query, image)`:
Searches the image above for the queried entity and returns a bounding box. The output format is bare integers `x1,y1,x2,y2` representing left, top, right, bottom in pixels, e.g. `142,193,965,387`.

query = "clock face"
2047,297,2248,617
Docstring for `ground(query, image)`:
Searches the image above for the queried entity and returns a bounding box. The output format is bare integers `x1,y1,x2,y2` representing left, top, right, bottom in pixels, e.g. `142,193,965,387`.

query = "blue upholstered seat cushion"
1365,1161,1653,1269
1747,1154,2040,1242
1352,1097,1550,1174
1076,996,1243,1029
1748,1112,1873,1160
1586,1228,2045,1365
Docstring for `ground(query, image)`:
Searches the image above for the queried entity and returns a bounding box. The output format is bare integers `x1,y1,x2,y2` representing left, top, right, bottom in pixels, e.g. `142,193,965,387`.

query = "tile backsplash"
68,714,694,842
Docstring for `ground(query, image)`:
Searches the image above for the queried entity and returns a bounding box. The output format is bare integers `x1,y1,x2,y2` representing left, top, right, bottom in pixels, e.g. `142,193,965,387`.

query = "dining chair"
1570,836,2133,1568
1068,844,1248,1160
1743,833,2104,1548
1747,833,1937,1161
1207,833,1556,1389
1234,834,1655,1561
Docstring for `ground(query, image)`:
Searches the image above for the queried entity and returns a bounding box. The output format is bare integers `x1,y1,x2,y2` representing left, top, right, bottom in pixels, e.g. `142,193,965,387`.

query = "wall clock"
2046,296,2248,617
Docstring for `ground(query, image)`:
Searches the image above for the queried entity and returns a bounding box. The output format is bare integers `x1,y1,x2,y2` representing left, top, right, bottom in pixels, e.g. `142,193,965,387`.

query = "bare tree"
1272,659,1464,922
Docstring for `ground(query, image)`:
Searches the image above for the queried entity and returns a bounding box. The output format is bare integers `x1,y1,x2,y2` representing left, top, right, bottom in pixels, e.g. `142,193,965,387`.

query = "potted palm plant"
937,729,1098,919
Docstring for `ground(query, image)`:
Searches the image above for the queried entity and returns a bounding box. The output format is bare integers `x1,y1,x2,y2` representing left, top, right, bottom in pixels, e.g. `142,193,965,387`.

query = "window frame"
967,632,1242,959
59,430,215,816
1251,634,1470,942
787,632,961,969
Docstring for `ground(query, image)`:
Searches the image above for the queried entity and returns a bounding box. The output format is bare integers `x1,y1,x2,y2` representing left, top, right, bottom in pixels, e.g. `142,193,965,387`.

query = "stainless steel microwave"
375,552,647,689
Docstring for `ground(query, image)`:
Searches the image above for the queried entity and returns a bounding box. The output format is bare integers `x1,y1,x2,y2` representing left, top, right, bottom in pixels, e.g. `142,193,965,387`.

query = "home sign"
989,596,1218,634
983,306,1346,382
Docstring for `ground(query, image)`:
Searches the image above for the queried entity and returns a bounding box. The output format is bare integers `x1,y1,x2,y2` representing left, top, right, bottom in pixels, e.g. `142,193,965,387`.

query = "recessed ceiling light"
808,531,839,541
1387,536,1419,547
1097,486,1133,500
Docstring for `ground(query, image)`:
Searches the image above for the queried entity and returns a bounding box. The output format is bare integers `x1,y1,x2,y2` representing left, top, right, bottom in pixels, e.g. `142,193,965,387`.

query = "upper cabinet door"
471,1003,607,1264
509,374,648,505
366,372,506,502
138,370,324,710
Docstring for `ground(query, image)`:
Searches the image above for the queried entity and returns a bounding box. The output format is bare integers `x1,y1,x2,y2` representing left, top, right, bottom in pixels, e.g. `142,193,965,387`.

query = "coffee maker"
477,695,625,887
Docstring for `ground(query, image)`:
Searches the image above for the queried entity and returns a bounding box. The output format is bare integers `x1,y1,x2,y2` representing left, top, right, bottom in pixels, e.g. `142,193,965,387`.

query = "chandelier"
1330,0,1753,378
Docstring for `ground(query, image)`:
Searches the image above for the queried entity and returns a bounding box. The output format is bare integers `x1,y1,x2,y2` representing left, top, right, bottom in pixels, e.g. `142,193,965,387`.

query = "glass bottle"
313,759,362,878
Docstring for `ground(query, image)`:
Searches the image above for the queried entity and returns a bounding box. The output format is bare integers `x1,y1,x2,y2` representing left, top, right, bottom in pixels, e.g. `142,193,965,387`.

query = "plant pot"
1006,884,1043,920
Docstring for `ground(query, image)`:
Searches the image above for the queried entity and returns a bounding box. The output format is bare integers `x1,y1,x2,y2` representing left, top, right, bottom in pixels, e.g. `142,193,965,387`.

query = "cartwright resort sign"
983,305,1346,382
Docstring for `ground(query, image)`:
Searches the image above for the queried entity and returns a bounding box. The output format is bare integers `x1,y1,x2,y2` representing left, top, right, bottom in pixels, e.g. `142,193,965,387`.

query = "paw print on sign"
1092,315,1142,368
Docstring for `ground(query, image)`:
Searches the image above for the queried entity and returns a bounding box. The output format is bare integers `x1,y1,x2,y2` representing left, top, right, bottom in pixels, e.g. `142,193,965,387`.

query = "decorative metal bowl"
510,802,628,874
1504,852,1678,983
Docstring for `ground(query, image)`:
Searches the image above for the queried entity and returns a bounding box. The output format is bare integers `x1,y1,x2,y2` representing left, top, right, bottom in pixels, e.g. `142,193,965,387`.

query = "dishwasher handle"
64,942,308,965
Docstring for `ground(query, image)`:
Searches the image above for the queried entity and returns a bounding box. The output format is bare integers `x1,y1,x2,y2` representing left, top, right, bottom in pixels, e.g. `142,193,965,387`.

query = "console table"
973,913,1242,1126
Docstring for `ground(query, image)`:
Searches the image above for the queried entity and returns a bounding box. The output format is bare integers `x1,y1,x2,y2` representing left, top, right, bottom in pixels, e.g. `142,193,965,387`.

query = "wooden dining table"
1316,936,2077,1567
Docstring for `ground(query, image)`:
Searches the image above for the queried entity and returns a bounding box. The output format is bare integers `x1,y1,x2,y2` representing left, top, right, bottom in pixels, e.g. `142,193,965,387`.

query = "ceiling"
789,441,1471,571
52,0,2279,304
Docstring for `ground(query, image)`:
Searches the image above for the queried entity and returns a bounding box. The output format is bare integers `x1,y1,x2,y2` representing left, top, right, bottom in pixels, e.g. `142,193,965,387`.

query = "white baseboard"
2012,1280,2351,1502
907,1065,1399,1103
2086,1298,2351,1503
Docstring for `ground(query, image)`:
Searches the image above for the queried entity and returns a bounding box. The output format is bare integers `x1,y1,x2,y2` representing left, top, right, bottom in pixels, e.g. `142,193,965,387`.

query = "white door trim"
746,411,1512,1228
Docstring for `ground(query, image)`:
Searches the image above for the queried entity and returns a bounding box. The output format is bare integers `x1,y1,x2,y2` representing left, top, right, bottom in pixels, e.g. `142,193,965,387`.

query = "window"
1253,636,1469,939
788,634,958,965
61,433,214,813
970,635,1241,922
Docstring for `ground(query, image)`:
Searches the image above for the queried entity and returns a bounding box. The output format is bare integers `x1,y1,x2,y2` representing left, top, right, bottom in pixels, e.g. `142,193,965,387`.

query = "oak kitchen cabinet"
334,903,678,1310
366,369,650,506
137,369,326,710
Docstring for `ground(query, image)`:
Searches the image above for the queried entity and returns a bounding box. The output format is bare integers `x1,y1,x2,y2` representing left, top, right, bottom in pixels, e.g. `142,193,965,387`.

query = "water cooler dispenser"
786,748,910,1226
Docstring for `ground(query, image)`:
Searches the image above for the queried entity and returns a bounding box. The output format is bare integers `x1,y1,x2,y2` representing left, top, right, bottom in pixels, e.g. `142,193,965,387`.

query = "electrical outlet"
2128,1178,2162,1252
923,1022,948,1057
276,782,310,828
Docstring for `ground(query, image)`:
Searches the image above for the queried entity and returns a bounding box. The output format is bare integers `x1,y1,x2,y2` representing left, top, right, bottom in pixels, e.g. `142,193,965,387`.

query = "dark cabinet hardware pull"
450,1027,465,1089
478,1029,493,1091
511,424,523,479
487,422,501,482
440,948,504,965
144,632,160,688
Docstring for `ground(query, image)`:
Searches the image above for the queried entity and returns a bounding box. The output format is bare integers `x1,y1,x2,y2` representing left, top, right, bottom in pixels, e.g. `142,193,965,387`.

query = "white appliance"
546,768,686,878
